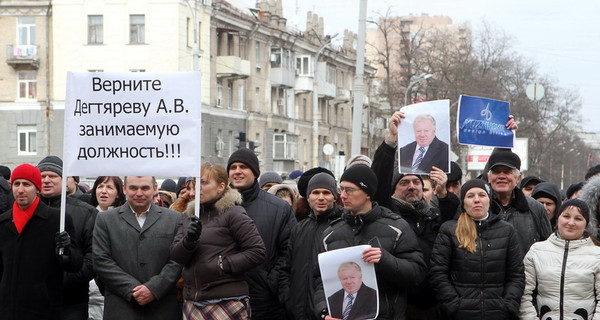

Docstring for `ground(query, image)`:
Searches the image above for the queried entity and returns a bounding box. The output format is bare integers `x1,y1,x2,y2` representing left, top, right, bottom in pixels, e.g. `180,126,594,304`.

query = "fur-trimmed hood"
267,183,297,210
184,188,243,217
578,175,600,236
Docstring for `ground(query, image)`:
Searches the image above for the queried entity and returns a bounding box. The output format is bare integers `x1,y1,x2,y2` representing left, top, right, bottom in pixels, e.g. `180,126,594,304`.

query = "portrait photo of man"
327,262,377,320
399,114,449,174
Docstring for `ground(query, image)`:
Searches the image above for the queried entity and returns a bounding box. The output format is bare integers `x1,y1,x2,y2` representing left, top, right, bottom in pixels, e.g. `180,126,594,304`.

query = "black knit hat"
37,155,63,177
391,172,423,190
558,198,590,224
566,182,584,199
227,148,260,178
161,178,177,193
297,167,335,198
340,165,377,198
460,179,490,211
0,165,11,180
520,176,544,189
447,161,463,183
307,172,338,199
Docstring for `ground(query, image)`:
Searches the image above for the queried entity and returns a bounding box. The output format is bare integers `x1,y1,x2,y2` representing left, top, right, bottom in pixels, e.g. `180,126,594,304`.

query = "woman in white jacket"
520,199,600,320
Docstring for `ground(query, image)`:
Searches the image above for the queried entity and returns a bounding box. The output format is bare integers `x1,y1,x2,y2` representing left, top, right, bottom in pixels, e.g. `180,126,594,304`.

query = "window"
326,65,336,84
238,83,246,110
227,81,233,109
296,56,311,75
217,84,223,107
239,38,247,59
88,15,103,44
129,15,145,44
17,125,37,155
270,48,292,69
17,17,36,45
255,41,261,68
18,71,36,100
254,87,260,111
273,134,298,159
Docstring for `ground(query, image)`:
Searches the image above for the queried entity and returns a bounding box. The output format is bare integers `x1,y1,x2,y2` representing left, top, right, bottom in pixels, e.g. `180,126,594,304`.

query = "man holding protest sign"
0,164,81,320
227,148,297,319
93,176,182,320
36,155,98,320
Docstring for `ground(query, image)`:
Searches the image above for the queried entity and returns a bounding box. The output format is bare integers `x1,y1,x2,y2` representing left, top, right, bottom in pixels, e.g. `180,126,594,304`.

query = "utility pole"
351,0,367,156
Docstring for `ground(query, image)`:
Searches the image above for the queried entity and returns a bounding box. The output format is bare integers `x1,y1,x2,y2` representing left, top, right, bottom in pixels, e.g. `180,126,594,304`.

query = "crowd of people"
2,110,600,320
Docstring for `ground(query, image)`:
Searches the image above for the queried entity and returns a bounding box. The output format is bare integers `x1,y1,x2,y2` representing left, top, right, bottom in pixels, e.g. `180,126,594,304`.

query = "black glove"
55,231,71,256
184,216,202,246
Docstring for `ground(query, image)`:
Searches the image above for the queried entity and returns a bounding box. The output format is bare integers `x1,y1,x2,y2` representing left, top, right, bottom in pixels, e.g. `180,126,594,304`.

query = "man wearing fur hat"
37,155,98,320
314,165,425,320
285,172,343,319
227,148,297,319
0,164,81,320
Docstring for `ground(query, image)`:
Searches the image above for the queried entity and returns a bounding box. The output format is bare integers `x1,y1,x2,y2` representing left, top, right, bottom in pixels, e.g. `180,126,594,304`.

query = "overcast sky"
238,0,600,132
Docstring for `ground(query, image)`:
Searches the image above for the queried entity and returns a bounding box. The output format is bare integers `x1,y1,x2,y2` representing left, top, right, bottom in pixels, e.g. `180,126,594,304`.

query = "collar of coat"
185,188,242,217
492,186,530,212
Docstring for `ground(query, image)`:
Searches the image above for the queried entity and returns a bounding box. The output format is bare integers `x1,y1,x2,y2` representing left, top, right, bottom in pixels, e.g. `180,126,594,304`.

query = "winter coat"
429,213,525,320
520,233,600,320
170,188,266,301
314,203,426,320
40,195,98,307
284,205,343,320
0,200,82,320
0,177,12,214
93,203,182,320
578,175,600,237
238,181,297,320
490,187,552,253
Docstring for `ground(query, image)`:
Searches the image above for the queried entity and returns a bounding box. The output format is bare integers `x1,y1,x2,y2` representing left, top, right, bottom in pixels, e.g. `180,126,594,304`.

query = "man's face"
413,119,436,147
307,188,336,215
66,177,78,195
393,175,423,203
12,178,39,210
124,176,157,213
422,179,433,203
338,266,363,294
446,180,461,197
536,197,557,220
228,162,255,190
488,165,519,195
40,171,62,198
339,181,371,214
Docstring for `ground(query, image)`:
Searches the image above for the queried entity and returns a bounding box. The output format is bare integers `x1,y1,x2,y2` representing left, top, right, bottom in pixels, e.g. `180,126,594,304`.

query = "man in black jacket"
37,156,97,320
285,171,342,320
227,148,297,319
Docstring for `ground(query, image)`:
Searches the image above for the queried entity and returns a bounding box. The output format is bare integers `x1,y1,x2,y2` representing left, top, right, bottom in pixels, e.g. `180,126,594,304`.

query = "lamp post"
312,34,338,167
403,73,432,106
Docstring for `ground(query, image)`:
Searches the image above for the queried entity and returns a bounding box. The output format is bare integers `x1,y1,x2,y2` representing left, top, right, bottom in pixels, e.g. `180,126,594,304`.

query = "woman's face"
199,174,225,204
96,178,118,210
557,206,586,240
463,187,489,220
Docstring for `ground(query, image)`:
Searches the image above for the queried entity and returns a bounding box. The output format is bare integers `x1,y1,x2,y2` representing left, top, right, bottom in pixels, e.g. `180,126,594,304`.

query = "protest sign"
457,95,514,148
398,100,450,174
318,245,379,320
63,72,201,177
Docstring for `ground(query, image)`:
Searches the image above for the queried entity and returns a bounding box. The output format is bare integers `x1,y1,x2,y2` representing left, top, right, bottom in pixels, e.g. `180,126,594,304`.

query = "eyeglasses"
339,186,358,195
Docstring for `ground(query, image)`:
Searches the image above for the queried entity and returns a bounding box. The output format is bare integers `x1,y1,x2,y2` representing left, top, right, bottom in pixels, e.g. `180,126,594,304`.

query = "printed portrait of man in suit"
327,262,377,320
399,114,449,174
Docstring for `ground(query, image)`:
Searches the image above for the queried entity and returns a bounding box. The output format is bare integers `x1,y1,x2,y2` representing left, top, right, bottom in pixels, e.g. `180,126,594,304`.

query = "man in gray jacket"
93,176,182,320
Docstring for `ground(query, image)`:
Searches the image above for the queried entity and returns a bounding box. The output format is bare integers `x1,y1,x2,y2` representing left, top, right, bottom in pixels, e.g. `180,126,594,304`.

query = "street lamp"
404,73,432,106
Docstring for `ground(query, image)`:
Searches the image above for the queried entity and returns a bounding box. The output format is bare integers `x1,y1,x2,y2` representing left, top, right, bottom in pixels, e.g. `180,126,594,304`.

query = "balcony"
294,74,313,93
271,67,295,88
335,88,351,103
317,62,336,99
6,45,40,68
216,56,250,78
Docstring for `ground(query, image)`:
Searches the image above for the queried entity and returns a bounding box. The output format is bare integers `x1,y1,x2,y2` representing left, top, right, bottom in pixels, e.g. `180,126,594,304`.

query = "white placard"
467,137,529,171
63,72,201,177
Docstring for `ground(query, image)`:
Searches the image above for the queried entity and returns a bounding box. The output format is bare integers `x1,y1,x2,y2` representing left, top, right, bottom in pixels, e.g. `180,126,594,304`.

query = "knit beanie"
37,155,63,176
0,165,11,180
11,164,42,191
460,179,490,211
161,179,178,193
558,198,590,224
227,148,260,179
259,171,283,188
391,171,424,190
345,154,373,169
288,170,303,180
297,167,335,198
307,172,338,199
447,161,463,183
340,165,377,198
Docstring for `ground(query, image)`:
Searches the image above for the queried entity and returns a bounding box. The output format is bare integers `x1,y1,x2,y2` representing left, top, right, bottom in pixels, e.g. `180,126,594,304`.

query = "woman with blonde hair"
520,199,600,320
430,179,524,319
171,162,266,319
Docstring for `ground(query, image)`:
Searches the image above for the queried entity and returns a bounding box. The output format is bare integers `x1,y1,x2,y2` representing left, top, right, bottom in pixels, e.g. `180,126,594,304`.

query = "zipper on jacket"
478,232,485,319
559,240,570,320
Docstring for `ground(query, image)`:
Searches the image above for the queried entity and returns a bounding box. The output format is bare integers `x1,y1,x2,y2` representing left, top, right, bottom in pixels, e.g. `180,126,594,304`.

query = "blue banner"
457,95,514,148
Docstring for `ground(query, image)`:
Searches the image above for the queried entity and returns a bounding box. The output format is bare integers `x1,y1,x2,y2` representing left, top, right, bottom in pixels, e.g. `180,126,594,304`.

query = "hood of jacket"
267,183,297,210
578,175,600,235
532,182,562,224
184,187,242,217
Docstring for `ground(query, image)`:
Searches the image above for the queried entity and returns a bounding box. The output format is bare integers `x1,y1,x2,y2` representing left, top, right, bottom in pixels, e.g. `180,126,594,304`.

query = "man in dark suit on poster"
399,114,449,174
327,262,377,320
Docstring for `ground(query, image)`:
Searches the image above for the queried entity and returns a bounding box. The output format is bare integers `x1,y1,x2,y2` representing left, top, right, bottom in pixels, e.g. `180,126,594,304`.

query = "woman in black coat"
429,179,524,320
